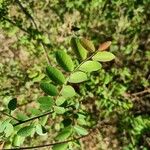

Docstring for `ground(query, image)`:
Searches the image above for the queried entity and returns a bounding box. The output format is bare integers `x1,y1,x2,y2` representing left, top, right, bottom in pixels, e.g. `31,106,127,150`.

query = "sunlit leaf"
13,135,25,147
54,106,66,114
74,125,88,136
69,71,88,83
79,61,102,73
92,51,115,62
61,85,76,98
4,123,14,137
36,124,47,136
56,96,66,106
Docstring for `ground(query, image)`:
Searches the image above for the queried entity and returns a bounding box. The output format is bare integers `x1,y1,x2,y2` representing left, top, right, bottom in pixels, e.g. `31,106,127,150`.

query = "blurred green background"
0,0,150,149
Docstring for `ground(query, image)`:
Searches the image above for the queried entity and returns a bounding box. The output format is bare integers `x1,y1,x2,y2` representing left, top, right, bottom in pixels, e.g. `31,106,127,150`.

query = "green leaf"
92,51,115,62
55,127,72,141
56,96,66,106
74,125,88,136
79,61,102,73
40,82,58,96
4,123,14,137
46,66,65,85
68,71,88,83
13,135,25,147
36,124,47,136
54,106,66,114
53,143,68,150
61,85,76,98
17,125,34,137
16,112,29,121
55,51,74,72
71,37,88,60
0,119,11,133
8,98,17,111
80,38,95,52
38,96,54,110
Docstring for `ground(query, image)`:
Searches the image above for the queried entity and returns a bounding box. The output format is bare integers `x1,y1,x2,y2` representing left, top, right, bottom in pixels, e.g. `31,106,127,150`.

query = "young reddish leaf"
98,41,111,51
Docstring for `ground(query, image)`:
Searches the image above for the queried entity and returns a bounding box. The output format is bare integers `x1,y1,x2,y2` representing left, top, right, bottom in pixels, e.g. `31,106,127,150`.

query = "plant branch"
15,0,38,29
14,0,51,65
13,110,54,126
0,111,20,122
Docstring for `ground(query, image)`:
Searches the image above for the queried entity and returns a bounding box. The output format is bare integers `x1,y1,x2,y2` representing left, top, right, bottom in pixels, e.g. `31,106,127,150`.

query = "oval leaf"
36,124,47,136
92,51,115,62
80,38,95,52
98,41,111,51
17,126,34,137
54,106,66,114
79,61,102,73
56,97,66,106
68,71,88,83
71,37,88,61
55,51,74,72
55,127,72,141
46,66,65,85
61,85,76,98
40,82,58,96
4,123,14,137
38,96,54,110
13,135,24,147
74,125,88,136
53,143,68,150
8,98,17,111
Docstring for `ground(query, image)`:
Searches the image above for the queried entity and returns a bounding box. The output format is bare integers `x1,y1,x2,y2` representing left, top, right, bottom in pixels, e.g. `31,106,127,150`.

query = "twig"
3,133,90,150
132,88,150,96
13,110,54,126
122,88,150,101
15,0,38,29
0,111,20,122
14,0,51,65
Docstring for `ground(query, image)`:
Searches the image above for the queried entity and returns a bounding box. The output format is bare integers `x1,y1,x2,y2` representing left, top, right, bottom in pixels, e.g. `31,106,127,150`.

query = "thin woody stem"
13,110,54,126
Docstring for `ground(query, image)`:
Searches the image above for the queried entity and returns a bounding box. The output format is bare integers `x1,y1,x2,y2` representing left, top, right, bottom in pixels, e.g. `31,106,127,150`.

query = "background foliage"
0,0,150,149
